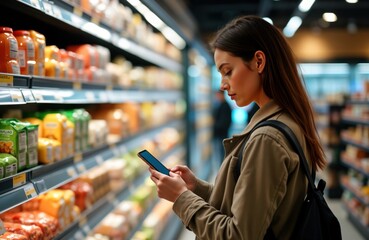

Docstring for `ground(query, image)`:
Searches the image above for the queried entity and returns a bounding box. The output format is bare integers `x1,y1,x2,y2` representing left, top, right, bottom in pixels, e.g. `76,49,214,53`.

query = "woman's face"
214,49,265,107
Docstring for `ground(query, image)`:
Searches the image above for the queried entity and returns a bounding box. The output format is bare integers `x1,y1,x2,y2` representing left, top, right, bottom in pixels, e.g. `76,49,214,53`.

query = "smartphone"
137,149,170,175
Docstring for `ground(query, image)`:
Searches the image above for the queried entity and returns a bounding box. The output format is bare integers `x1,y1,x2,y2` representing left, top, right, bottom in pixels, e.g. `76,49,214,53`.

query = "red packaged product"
2,211,58,240
4,222,43,240
60,180,93,211
0,232,27,240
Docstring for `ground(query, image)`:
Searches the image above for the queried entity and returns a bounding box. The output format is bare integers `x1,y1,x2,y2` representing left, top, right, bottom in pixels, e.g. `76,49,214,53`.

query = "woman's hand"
170,165,197,192
149,168,188,202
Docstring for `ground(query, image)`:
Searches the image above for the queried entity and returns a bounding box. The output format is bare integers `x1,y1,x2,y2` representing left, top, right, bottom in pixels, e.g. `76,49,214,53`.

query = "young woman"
149,15,326,239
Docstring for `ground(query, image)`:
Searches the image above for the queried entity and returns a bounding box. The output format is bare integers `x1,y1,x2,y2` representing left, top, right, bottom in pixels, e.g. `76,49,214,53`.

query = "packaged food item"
63,110,81,152
4,222,43,240
0,119,27,171
23,118,43,139
0,27,20,74
0,232,28,240
37,138,61,164
13,30,35,75
42,113,68,159
13,121,38,169
29,30,45,76
44,45,61,78
0,153,17,178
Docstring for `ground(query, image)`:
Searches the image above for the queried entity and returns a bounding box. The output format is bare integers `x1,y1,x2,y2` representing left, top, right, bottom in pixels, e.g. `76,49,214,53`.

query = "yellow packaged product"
39,189,67,229
43,113,68,159
66,120,75,157
38,138,54,164
45,45,61,78
38,138,61,164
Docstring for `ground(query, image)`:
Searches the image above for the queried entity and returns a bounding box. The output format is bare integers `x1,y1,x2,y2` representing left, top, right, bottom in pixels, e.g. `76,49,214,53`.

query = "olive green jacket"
173,100,311,240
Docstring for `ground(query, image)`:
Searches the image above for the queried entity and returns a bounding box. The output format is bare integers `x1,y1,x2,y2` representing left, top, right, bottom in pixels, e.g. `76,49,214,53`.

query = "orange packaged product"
67,44,98,68
0,27,20,74
29,30,45,76
45,45,61,78
13,30,35,75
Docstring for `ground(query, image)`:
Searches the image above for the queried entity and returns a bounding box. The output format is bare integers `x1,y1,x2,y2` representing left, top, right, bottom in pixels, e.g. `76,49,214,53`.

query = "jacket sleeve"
193,178,213,201
173,130,294,240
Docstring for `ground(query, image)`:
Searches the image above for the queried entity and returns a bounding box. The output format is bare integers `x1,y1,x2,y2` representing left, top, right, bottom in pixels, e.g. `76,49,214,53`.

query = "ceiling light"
346,0,358,3
298,0,316,12
322,12,337,22
283,16,302,38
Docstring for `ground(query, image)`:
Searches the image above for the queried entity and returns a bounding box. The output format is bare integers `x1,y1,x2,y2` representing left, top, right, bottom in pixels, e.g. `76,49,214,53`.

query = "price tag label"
22,89,35,102
43,2,54,16
91,17,100,25
85,91,95,102
96,155,104,165
77,163,86,173
74,231,84,239
74,152,83,163
10,90,24,102
0,74,13,86
33,92,44,101
13,173,26,188
52,6,63,20
24,184,37,198
82,224,91,234
99,91,108,102
30,0,42,10
73,82,82,90
67,167,77,178
73,7,83,17
35,179,47,193
79,216,87,227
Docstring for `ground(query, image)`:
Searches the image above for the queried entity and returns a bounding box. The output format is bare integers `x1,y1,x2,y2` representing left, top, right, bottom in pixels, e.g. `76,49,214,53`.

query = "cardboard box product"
0,119,27,171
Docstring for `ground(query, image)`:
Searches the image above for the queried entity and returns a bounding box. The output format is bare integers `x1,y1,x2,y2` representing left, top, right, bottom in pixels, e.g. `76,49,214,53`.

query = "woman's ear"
254,50,266,73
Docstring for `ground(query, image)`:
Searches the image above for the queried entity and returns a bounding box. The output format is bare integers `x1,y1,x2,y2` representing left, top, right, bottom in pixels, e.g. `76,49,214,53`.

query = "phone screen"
137,150,170,175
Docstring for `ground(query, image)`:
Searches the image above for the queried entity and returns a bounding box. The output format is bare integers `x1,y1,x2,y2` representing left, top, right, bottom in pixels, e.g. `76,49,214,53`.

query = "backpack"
234,120,342,240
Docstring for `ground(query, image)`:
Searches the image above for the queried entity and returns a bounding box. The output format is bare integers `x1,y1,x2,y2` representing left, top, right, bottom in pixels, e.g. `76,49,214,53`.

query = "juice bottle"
29,30,45,76
0,27,20,74
13,30,35,75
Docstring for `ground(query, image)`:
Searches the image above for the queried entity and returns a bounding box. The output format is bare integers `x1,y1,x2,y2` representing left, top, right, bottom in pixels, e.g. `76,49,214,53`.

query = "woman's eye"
224,70,231,77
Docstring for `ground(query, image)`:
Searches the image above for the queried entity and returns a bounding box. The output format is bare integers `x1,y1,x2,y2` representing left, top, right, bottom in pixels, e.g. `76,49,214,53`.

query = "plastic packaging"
0,27,20,74
29,30,45,76
13,30,35,75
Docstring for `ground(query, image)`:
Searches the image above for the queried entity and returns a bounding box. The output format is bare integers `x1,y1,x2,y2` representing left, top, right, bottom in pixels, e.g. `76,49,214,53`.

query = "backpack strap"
235,120,317,191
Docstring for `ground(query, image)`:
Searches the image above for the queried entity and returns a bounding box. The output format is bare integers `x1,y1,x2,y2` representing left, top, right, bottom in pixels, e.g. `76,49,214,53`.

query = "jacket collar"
236,100,282,137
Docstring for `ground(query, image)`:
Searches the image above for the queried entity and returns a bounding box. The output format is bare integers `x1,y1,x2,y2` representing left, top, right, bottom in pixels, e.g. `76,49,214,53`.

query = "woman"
149,15,326,239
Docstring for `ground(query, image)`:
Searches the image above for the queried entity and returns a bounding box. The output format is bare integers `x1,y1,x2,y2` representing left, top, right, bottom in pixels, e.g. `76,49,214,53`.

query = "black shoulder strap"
235,120,316,191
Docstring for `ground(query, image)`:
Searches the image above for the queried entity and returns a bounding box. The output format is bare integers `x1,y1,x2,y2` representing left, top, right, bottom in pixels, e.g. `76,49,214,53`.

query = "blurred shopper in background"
212,90,232,166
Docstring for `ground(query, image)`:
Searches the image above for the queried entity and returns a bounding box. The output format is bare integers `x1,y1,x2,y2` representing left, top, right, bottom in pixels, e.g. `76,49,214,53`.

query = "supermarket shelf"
341,137,369,153
6,0,182,72
342,117,369,126
341,180,369,208
0,119,184,213
341,158,369,178
55,145,184,240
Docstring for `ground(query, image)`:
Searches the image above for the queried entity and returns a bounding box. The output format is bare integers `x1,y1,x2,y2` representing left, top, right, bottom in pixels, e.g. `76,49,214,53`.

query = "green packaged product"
0,119,27,171
13,121,39,169
0,153,18,178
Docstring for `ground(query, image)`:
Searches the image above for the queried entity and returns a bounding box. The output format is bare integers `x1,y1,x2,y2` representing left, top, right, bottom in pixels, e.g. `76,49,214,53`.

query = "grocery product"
4,222,43,240
0,153,17,178
13,30,35,75
0,27,20,74
44,45,61,78
0,119,27,171
42,113,68,159
37,138,61,164
29,30,45,76
0,232,28,240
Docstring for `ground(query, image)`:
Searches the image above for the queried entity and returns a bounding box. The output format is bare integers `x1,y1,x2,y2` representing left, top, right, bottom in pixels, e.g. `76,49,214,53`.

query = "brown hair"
211,15,326,171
